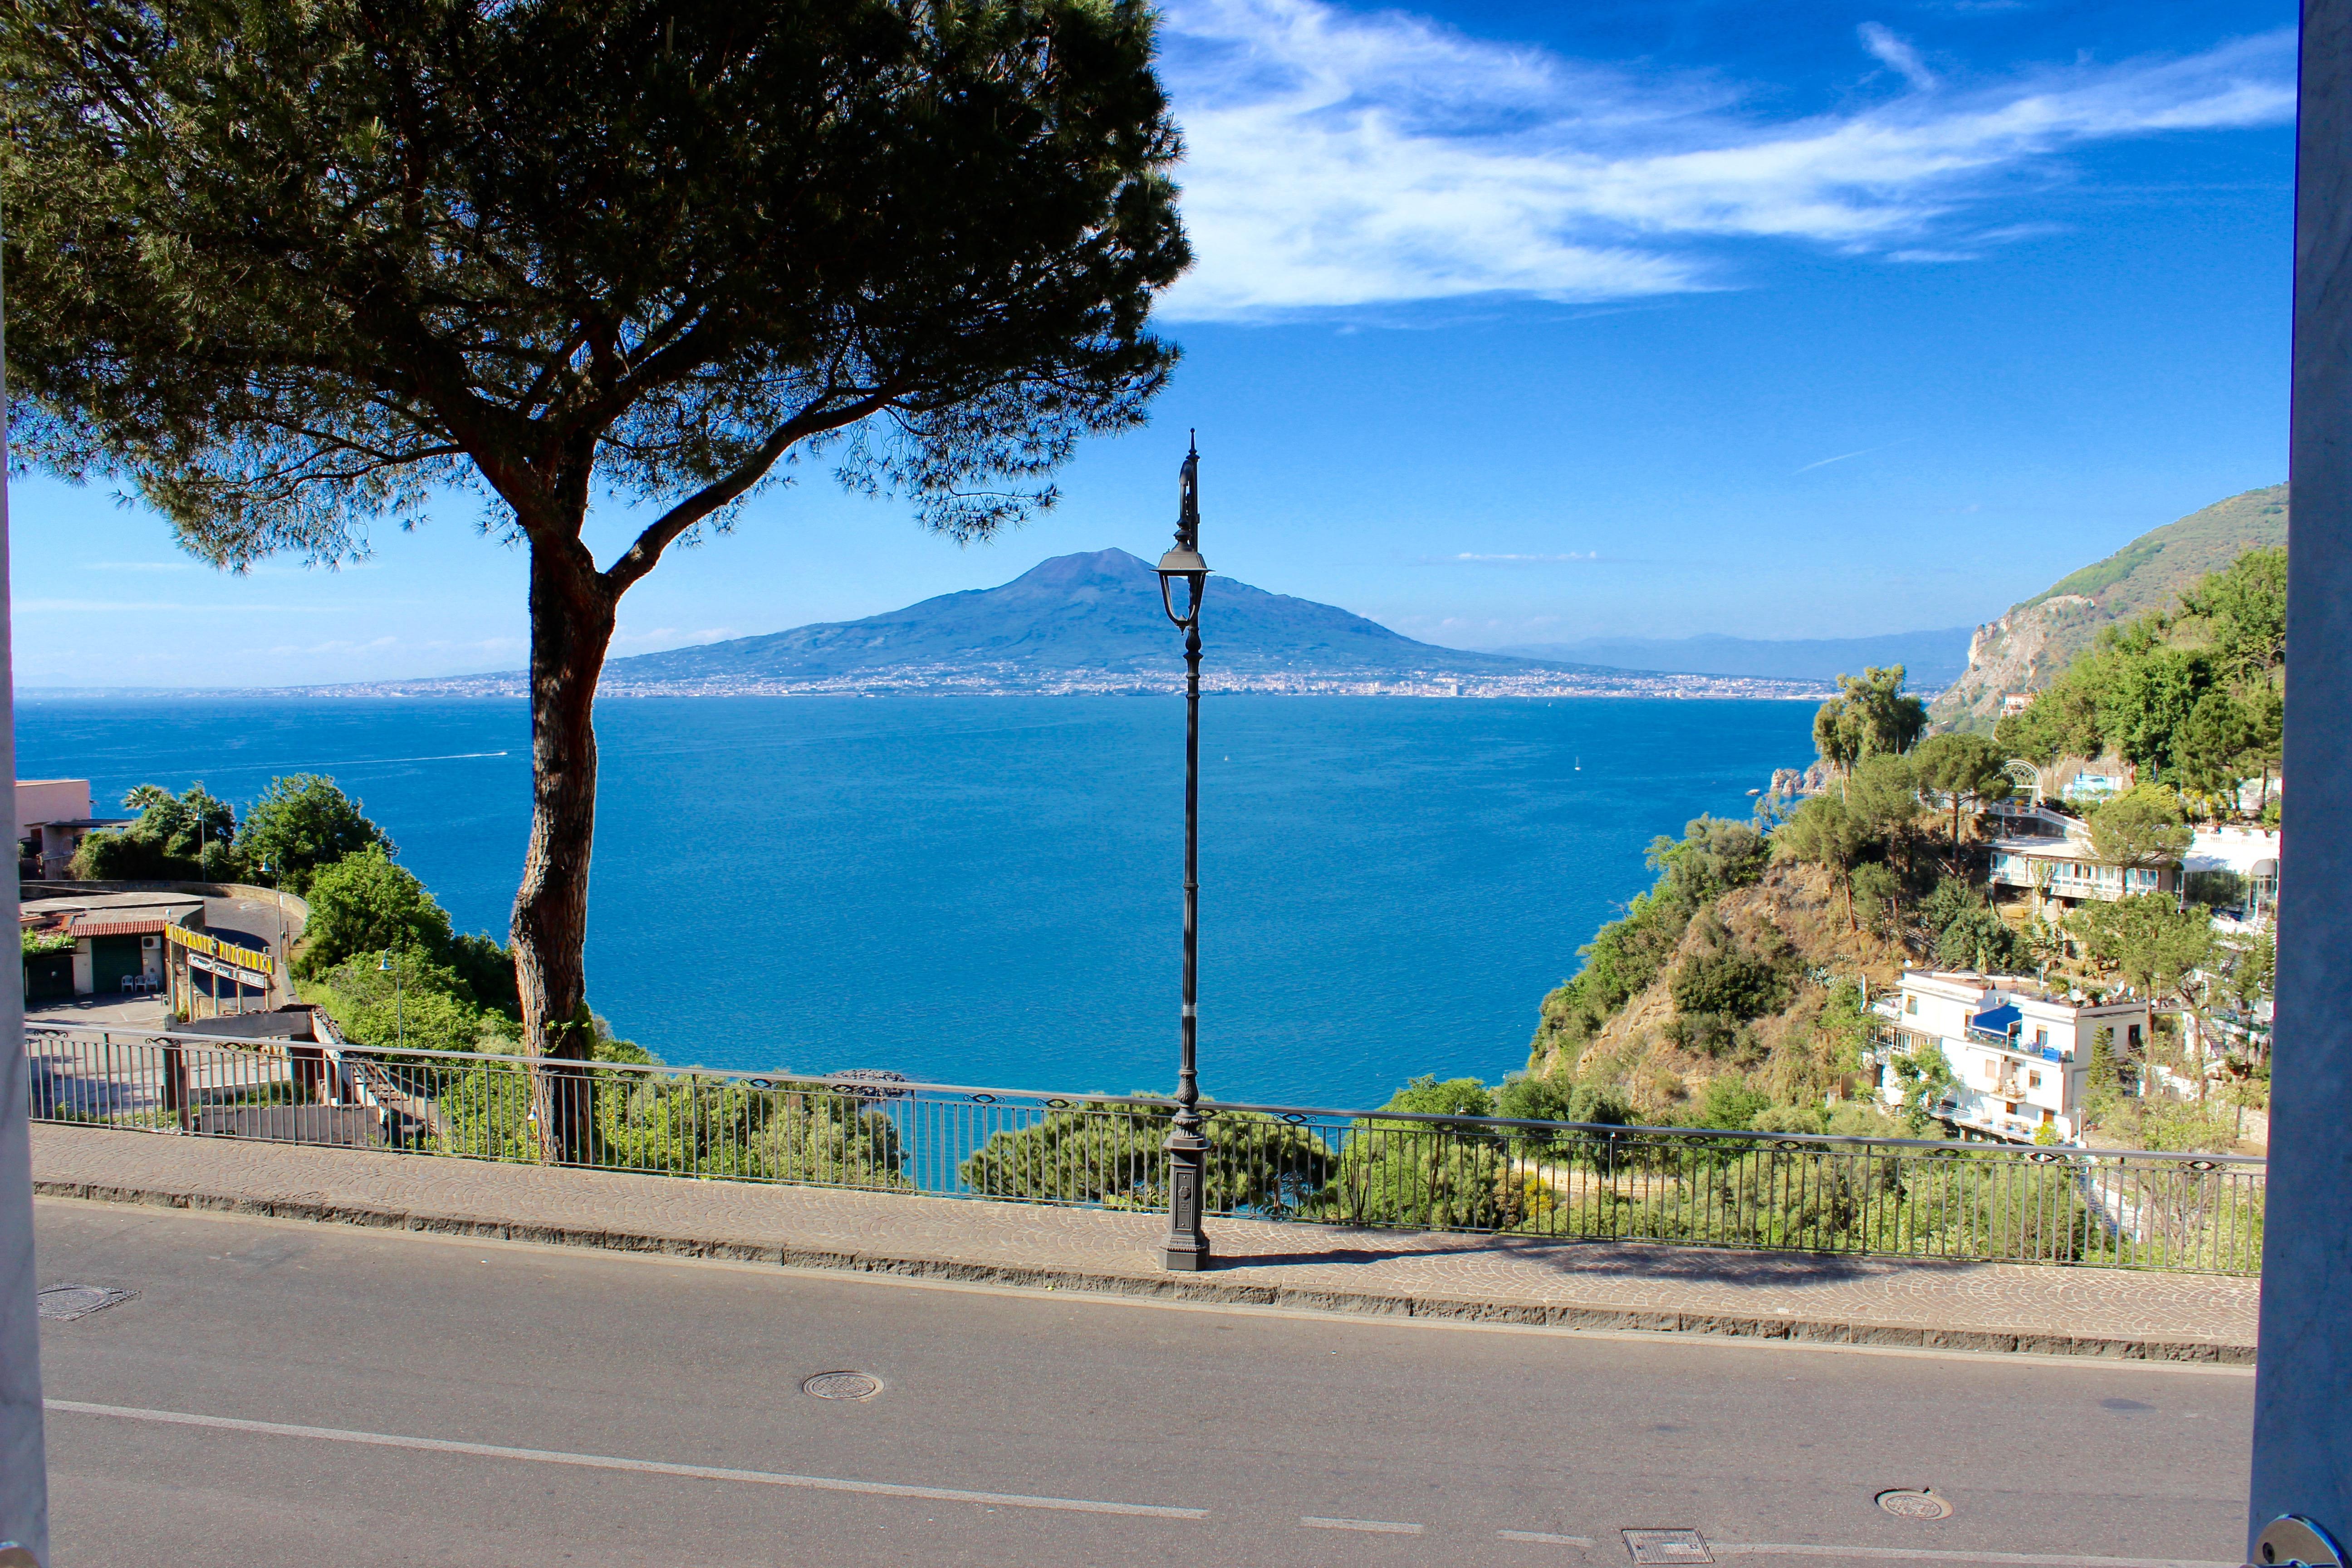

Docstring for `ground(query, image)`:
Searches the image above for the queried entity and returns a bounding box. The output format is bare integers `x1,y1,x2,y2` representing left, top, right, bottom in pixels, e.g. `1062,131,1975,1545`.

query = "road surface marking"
1301,1517,1426,1534
1501,1531,1597,1545
46,1399,1207,1520
1711,1545,2231,1568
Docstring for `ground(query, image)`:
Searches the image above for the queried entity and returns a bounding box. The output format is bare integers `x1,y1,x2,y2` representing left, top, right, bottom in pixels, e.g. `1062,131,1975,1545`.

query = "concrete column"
2250,0,2352,1549
0,208,51,1560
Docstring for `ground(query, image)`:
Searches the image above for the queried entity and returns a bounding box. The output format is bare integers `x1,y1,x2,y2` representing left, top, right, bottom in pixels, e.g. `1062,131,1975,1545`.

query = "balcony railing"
1965,1028,2068,1063
22,1026,2267,1276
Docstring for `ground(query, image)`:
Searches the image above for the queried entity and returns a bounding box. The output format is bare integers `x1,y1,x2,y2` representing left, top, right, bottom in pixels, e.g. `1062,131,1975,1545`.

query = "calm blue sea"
15,696,1812,1107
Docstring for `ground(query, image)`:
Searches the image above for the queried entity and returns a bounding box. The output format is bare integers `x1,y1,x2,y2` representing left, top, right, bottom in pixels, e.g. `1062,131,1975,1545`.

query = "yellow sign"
165,921,275,978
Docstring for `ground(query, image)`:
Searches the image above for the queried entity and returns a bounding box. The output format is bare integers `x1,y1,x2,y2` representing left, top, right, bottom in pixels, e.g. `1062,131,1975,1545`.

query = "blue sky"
8,0,2294,687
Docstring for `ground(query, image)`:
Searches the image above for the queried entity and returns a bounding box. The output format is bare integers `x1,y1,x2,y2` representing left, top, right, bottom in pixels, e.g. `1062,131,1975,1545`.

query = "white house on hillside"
1985,804,2176,905
1872,970,2150,1144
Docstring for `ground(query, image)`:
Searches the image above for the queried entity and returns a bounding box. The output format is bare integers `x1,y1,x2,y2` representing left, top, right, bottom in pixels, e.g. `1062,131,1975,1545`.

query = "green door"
23,951,72,1002
89,935,142,995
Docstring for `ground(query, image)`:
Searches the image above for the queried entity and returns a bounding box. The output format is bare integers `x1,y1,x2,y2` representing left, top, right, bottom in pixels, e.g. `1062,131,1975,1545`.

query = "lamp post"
1155,434,1212,1272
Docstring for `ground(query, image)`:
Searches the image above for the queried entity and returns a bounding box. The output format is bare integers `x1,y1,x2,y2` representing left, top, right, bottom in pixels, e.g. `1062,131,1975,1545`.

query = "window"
2005,1102,2019,1115
2034,1028,2048,1047
1905,996,1918,1014
2029,1071,2042,1088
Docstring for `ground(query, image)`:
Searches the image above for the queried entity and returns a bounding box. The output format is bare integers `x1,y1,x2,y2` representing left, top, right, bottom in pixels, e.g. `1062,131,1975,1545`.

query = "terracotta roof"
69,918,164,937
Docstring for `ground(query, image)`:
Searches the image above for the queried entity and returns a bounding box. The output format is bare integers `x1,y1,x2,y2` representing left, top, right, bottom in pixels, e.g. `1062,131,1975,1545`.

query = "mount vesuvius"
312,549,1830,699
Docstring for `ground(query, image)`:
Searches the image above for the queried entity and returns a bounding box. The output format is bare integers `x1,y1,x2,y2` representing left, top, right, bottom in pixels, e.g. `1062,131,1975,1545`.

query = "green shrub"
237,774,390,895
959,1101,1334,1217
296,846,453,977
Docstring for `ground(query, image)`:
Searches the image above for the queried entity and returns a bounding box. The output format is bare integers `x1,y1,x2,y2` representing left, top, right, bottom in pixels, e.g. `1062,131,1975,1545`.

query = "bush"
70,782,240,882
1693,1073,1772,1131
237,774,391,895
296,845,453,977
307,948,517,1054
958,1101,1334,1217
1670,948,1787,1023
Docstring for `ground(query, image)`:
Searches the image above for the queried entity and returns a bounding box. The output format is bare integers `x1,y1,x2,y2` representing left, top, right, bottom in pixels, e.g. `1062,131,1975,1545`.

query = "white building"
2182,825,2282,924
1872,970,2151,1144
1985,804,2177,905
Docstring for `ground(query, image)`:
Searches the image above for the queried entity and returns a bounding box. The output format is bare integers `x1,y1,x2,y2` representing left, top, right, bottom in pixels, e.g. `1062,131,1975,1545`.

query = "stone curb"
33,1174,2255,1366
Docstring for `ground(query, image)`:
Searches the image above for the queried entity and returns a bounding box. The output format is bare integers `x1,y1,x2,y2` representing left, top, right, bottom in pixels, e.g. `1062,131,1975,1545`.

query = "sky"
6,0,2296,688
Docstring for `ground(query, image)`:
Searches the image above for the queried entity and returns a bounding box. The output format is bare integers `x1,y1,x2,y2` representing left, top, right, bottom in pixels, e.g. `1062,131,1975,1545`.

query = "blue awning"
1969,1003,2021,1036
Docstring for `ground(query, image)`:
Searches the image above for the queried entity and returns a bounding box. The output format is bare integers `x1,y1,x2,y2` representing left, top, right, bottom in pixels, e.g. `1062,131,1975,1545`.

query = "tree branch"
600,388,896,596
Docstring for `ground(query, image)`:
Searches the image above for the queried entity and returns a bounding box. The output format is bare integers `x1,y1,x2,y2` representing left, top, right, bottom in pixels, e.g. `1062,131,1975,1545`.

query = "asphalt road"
31,1199,2253,1568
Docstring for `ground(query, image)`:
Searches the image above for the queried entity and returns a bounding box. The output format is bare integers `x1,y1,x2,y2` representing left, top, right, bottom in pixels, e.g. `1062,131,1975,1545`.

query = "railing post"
2249,0,2352,1548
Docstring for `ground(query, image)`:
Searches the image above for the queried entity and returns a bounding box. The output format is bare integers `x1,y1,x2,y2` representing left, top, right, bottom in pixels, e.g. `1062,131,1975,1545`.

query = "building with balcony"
1871,969,2151,1144
1985,804,2177,906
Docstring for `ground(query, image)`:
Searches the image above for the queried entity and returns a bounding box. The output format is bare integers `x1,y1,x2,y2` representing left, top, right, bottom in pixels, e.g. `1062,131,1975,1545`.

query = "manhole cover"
1877,1489,1954,1521
38,1285,135,1322
802,1371,882,1401
1624,1529,1713,1564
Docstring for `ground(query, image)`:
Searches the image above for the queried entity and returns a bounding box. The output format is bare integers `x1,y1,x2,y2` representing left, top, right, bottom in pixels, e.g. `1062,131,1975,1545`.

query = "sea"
16,695,1814,1108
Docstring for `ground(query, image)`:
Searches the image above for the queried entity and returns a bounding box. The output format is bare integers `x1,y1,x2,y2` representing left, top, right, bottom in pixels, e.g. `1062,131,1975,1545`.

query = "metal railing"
23,1027,2267,1275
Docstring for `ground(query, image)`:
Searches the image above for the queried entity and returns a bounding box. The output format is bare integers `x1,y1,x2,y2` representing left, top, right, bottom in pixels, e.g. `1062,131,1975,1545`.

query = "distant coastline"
21,669,1837,701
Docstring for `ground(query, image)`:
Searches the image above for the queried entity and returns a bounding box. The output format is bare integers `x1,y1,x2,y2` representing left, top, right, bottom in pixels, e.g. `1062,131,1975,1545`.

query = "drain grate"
38,1285,135,1322
1624,1529,1712,1565
1877,1489,1954,1521
802,1371,882,1401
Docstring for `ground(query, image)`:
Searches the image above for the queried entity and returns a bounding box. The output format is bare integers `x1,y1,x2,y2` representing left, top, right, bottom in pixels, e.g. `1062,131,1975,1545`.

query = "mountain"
1927,484,2289,730
1495,629,1975,690
312,549,1832,700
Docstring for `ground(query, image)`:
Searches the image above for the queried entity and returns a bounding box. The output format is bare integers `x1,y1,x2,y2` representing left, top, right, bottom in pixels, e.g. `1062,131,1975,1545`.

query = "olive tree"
3,0,1188,1154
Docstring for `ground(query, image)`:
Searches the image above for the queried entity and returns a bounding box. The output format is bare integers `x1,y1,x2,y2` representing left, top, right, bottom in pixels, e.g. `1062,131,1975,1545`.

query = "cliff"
1927,485,2288,731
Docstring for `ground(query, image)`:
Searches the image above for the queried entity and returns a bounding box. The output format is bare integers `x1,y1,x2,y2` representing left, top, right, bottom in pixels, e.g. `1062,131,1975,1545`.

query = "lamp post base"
1162,1127,1212,1271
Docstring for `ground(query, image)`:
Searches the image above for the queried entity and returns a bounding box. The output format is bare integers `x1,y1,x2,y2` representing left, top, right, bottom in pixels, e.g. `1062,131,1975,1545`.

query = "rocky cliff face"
1927,485,2288,732
1930,595,2105,730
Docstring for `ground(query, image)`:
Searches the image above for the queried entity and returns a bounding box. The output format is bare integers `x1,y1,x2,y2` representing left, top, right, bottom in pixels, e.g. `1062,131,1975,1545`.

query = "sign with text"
165,922,275,978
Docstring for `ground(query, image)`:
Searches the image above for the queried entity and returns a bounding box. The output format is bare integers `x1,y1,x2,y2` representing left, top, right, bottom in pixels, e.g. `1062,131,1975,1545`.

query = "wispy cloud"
1442,551,1605,564
1794,439,1909,473
1859,22,1940,93
611,625,741,651
16,598,353,613
1157,0,2293,317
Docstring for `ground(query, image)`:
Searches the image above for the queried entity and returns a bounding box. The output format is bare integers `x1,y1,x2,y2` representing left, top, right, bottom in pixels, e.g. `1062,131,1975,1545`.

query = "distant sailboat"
1574,756,1582,771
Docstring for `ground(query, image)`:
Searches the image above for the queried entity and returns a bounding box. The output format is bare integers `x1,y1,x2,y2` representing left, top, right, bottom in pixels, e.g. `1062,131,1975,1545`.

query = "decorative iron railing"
22,1027,2266,1275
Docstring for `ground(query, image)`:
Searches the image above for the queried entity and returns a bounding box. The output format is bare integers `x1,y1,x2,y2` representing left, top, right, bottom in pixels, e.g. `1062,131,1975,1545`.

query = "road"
31,1199,2252,1567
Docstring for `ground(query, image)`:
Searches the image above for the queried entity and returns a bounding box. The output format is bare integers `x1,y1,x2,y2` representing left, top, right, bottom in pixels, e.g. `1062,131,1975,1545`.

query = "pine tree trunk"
513,535,617,1163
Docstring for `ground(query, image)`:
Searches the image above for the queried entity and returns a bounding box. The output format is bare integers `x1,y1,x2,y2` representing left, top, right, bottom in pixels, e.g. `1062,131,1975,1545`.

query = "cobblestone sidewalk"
30,1122,2258,1362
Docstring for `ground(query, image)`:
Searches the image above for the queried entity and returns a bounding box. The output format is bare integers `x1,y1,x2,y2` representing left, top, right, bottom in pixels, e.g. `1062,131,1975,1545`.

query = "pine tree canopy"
1,0,1190,564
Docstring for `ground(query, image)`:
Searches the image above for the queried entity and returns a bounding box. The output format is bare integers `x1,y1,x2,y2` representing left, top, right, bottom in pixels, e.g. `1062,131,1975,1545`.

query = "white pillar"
2249,0,2352,1549
0,203,52,1560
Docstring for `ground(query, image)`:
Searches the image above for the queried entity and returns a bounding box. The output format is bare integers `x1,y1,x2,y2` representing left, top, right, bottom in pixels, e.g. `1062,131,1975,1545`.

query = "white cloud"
1860,23,1940,93
610,625,740,651
16,598,352,613
1446,551,1603,563
1156,0,2293,317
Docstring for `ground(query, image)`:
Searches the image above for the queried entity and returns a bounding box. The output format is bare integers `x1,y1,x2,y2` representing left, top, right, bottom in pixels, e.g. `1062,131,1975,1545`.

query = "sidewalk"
29,1122,2259,1362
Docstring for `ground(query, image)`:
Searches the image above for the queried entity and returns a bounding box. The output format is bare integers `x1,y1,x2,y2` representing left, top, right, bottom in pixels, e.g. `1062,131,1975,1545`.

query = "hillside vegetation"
1929,485,2286,730
1512,545,2283,1154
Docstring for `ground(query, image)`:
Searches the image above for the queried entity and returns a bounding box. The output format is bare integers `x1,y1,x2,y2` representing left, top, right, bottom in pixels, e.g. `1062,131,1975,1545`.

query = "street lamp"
378,949,405,1049
1155,433,1212,1272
